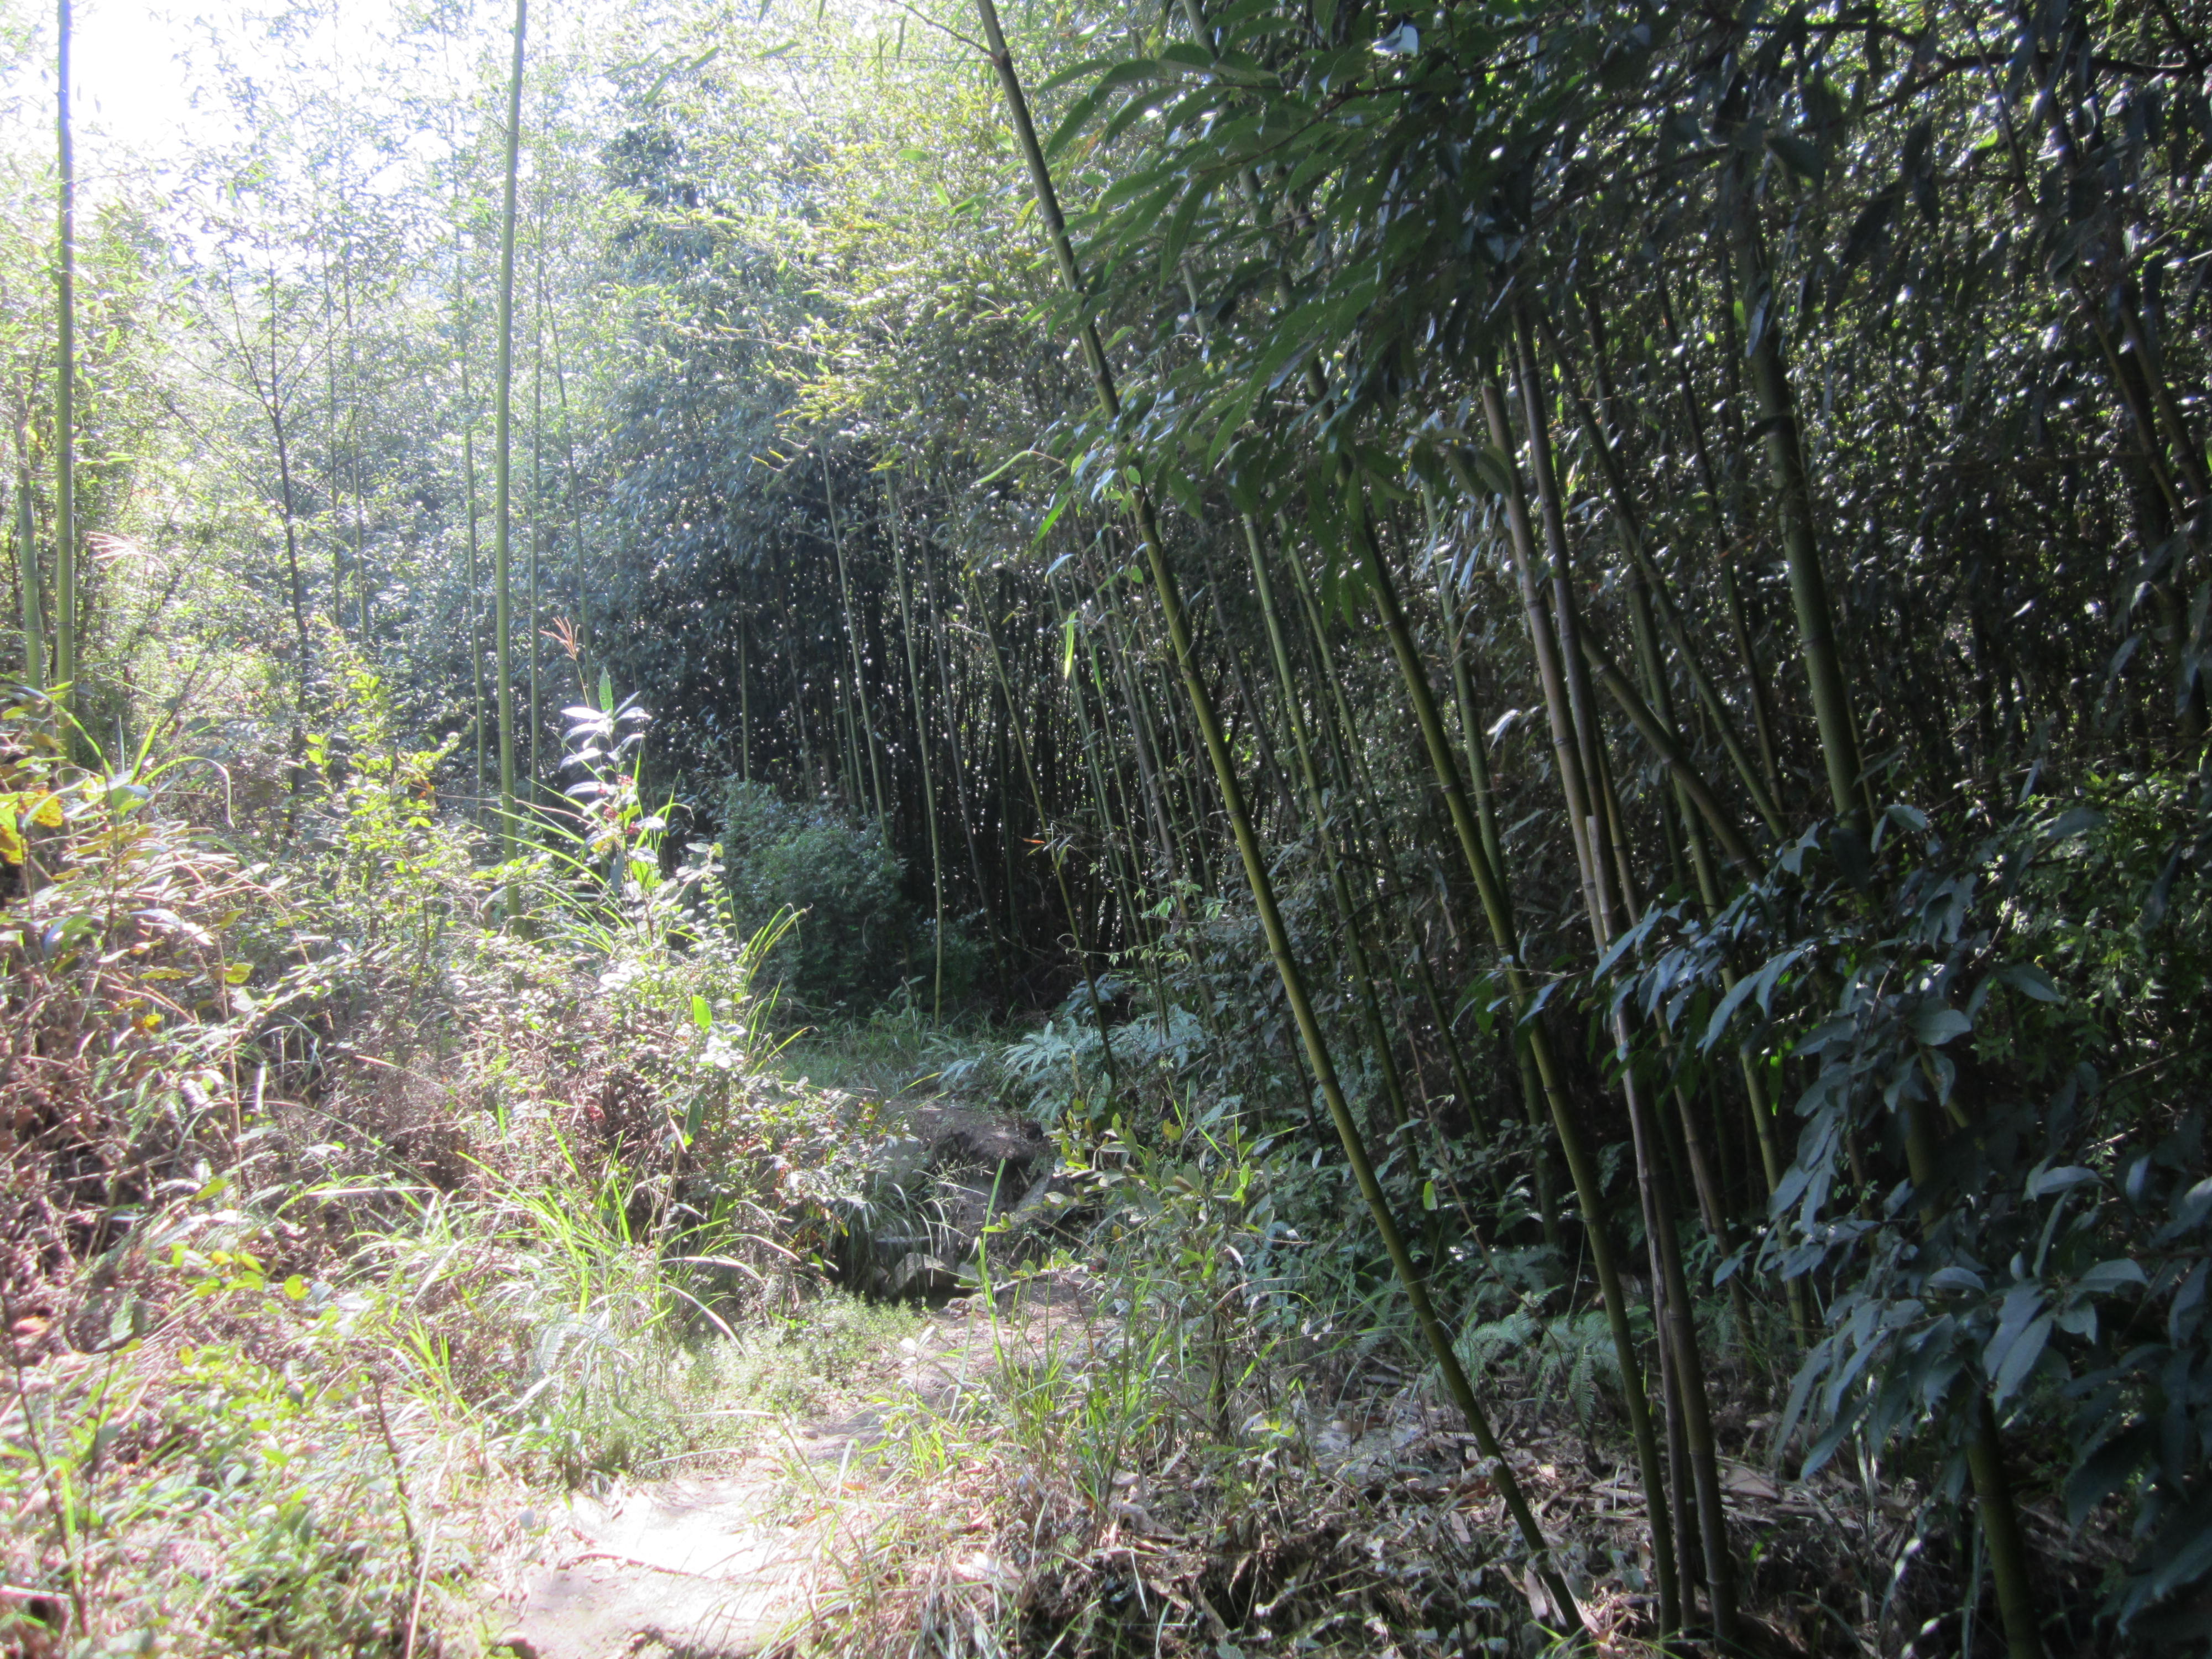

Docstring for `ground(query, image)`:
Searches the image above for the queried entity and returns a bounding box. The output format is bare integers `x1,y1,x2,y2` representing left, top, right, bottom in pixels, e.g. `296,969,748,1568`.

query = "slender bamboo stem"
1427,515,1561,1245
889,482,945,1016
1730,168,1867,830
1238,514,1415,1135
453,187,486,825
15,460,41,692
549,315,588,675
53,0,76,738
969,3,1579,1625
1536,306,1785,844
1504,328,1740,1641
1468,370,1682,1630
923,540,999,978
738,616,750,781
823,452,888,836
491,0,526,868
528,220,544,817
972,568,1117,1091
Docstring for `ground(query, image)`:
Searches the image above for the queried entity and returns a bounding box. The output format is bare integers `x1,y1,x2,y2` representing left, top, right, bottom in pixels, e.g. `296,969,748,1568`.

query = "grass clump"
0,674,903,1656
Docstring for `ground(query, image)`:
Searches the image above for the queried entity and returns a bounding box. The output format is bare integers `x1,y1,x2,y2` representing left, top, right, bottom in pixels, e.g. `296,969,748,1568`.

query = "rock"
886,1251,961,1298
985,1166,1073,1260
842,1110,1058,1297
513,1477,820,1658
870,1135,931,1195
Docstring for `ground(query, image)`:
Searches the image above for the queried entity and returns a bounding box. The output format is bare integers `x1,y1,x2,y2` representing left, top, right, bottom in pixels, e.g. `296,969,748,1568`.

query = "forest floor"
481,1031,1972,1659
497,1031,1131,1659
504,1291,1045,1658
4,1004,2097,1659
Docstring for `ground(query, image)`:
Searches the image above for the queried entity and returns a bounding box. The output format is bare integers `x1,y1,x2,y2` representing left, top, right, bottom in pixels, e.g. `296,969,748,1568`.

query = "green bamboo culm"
822,452,888,836
552,315,587,677
529,221,545,814
492,0,526,870
463,387,485,821
969,568,1118,1096
15,465,40,692
887,483,946,1018
966,0,1584,1635
1451,383,1683,1629
1729,163,1867,832
452,165,486,825
53,0,76,743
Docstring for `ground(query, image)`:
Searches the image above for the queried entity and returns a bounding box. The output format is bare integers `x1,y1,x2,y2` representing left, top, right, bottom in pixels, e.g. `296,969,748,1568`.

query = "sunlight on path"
503,1293,1076,1658
512,1476,820,1659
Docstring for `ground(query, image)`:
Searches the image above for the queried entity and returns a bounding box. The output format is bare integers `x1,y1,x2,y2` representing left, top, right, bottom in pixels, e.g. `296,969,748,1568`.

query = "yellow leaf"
224,962,252,984
29,792,63,829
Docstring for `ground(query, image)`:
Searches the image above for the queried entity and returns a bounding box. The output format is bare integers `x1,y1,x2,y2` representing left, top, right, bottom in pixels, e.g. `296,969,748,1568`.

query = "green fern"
1454,1308,1623,1430
1454,1308,1540,1379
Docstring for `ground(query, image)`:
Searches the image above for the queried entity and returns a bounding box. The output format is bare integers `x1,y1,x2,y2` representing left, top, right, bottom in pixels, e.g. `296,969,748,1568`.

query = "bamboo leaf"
1032,492,1071,545
1765,132,1827,186
1911,1005,1972,1047
1206,382,1261,469
1095,163,1175,213
1045,84,1117,160
1101,87,1165,149
1469,444,1515,497
1034,53,1121,96
1157,178,1214,280
1161,465,1204,517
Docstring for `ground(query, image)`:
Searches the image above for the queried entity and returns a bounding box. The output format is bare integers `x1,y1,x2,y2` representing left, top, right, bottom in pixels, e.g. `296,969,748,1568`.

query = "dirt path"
500,1291,1076,1658
505,1473,825,1659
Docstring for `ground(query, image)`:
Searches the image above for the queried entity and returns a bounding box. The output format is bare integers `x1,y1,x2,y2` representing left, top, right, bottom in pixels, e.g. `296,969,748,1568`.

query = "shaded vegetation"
5,0,2212,1652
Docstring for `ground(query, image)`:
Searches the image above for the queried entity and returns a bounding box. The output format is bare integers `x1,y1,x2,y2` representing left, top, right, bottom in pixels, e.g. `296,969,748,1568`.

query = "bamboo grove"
6,0,2212,1649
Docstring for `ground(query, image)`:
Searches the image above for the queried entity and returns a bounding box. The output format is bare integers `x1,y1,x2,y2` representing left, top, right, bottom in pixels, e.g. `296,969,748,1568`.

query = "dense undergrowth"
0,666,1493,1657
0,669,916,1655
6,659,2212,1657
15,0,2212,1651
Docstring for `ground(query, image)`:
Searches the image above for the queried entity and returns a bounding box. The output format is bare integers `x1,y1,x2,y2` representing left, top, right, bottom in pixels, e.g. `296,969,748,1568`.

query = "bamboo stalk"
1238,514,1416,1136
52,0,76,742
15,459,40,692
922,538,1000,978
1468,369,1682,1629
1504,328,1740,1642
550,314,588,676
889,481,946,1017
969,3,1580,1625
1427,514,1562,1245
1729,166,1868,830
823,452,888,836
1536,305,1786,843
1060,571,1177,1025
971,567,1118,1092
528,221,544,817
491,0,526,868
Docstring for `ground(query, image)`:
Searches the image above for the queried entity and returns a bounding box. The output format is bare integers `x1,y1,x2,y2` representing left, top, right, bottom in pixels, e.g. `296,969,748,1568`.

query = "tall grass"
0,670,890,1655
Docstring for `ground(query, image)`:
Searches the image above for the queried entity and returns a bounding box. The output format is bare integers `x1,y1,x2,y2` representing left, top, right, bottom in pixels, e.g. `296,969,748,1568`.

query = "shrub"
719,779,915,1009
